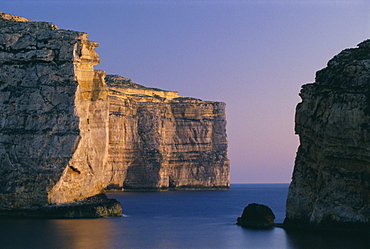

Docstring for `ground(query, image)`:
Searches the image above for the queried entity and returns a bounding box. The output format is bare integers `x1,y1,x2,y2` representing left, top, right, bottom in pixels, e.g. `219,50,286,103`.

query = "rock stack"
285,40,370,232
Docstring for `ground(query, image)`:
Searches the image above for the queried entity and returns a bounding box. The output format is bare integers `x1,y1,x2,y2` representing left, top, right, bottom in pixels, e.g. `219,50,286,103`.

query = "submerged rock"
285,40,370,233
237,203,275,228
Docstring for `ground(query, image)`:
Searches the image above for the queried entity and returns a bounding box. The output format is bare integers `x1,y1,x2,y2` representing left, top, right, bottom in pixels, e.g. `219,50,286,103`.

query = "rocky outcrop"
105,75,230,190
0,13,229,216
285,40,370,232
0,13,119,217
237,203,275,229
0,194,122,218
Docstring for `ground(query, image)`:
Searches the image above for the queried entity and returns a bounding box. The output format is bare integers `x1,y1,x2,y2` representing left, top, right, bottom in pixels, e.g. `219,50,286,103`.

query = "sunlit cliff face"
0,12,230,211
49,37,110,204
105,75,230,190
0,13,111,207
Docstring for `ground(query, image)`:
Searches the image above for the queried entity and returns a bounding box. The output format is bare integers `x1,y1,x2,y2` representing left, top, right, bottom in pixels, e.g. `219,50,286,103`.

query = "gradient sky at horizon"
2,0,369,183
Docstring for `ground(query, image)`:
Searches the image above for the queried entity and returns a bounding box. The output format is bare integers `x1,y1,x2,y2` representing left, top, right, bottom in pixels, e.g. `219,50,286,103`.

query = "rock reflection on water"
236,226,290,248
2,185,368,249
0,218,117,249
285,230,370,249
50,219,117,249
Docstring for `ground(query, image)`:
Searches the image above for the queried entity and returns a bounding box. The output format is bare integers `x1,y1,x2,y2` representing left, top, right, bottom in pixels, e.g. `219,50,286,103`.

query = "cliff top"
106,74,182,101
106,74,206,102
357,39,370,49
0,12,32,22
105,74,167,92
0,12,80,34
314,39,370,89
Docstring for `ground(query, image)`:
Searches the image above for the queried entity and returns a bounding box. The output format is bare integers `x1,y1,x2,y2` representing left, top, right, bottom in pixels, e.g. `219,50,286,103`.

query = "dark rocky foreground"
0,194,122,218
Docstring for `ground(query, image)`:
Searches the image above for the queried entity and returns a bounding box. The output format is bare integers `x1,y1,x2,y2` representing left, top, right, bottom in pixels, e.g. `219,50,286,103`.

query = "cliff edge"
0,13,229,217
106,75,230,190
285,40,370,232
0,13,120,217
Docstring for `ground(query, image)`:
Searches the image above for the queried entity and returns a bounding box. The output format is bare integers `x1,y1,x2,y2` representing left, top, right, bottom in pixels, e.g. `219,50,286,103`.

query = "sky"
1,0,369,183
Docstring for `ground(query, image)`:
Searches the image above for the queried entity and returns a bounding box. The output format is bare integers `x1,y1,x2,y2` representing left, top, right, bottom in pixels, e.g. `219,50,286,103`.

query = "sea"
1,184,369,249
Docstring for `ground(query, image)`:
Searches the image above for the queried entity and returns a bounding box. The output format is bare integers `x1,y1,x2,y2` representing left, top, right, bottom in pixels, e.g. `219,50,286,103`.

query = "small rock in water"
237,203,275,229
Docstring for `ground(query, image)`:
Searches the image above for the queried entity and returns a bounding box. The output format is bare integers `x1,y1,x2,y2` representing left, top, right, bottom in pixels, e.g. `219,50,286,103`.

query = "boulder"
237,203,275,228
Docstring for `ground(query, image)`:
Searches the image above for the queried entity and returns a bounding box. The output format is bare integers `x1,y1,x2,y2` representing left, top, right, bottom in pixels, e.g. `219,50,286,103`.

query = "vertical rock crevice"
48,40,110,204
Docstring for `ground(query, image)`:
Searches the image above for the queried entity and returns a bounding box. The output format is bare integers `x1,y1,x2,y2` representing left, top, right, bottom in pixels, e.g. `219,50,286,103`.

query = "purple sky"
2,0,369,183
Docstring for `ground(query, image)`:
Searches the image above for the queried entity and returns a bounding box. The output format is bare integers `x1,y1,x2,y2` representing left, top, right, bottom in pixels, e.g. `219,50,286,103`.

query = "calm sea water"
1,184,369,249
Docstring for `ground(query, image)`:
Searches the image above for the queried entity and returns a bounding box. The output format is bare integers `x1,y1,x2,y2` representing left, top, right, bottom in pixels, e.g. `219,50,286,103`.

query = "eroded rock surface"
285,40,370,232
0,12,118,216
0,13,229,216
105,75,230,190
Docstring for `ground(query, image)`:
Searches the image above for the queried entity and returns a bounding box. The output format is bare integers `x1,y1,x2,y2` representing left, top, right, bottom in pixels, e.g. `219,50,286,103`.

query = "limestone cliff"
0,13,120,216
285,40,370,231
105,75,230,190
0,13,229,216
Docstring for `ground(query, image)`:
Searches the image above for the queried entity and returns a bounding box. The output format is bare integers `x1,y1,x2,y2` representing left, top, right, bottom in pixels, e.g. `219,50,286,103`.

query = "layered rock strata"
285,40,370,232
0,13,229,216
0,13,120,217
105,75,230,190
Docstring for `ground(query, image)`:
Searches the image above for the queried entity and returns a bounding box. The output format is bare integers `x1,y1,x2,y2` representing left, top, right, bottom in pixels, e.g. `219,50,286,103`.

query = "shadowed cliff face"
105,75,230,190
285,40,370,230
